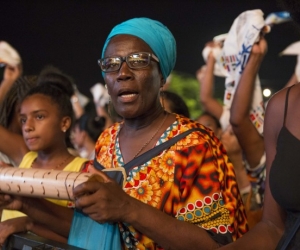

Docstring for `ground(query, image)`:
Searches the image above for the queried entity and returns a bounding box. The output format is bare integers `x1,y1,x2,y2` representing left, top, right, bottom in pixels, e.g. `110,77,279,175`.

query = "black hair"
160,90,190,118
197,111,221,129
37,65,75,97
74,113,106,142
0,75,37,128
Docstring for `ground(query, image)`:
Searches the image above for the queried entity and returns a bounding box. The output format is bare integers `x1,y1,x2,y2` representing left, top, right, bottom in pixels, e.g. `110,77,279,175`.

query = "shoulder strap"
283,85,294,126
276,216,300,250
123,127,202,174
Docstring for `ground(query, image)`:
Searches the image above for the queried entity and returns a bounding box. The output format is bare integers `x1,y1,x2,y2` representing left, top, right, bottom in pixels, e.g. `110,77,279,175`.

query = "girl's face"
19,94,70,152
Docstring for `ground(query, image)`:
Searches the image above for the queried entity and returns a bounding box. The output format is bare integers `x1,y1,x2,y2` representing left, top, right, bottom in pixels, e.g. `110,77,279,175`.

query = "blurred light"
263,88,272,97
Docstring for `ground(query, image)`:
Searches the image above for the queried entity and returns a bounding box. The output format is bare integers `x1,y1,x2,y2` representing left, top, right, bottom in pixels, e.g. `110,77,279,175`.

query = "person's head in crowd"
20,81,75,151
99,18,176,120
71,113,106,159
160,90,190,118
197,111,221,138
0,76,37,134
36,66,84,152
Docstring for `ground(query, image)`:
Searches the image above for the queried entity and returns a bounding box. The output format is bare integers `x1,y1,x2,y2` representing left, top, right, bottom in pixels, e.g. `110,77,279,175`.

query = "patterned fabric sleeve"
165,130,248,244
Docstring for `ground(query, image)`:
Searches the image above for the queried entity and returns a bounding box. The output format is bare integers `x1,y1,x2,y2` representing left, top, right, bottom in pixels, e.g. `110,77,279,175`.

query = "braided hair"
37,65,75,97
21,80,75,139
0,75,37,128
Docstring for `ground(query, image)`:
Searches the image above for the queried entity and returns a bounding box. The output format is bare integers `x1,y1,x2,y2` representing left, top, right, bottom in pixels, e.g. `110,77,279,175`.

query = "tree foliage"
167,71,202,119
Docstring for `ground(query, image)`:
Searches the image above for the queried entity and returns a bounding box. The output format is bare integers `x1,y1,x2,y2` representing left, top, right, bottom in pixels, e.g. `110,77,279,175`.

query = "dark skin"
220,38,288,250
196,41,223,120
73,35,221,250
104,35,175,163
0,34,221,249
0,94,79,245
229,37,266,169
220,81,292,250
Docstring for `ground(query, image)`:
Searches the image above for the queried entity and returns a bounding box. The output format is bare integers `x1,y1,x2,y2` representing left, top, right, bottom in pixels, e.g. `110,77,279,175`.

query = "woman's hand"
2,64,21,84
251,36,268,58
0,216,32,246
73,172,133,224
196,65,207,83
0,161,13,167
0,194,23,212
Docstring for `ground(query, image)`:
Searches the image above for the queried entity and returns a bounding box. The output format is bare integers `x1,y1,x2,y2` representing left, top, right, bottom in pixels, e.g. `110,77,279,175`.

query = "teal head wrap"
101,17,176,80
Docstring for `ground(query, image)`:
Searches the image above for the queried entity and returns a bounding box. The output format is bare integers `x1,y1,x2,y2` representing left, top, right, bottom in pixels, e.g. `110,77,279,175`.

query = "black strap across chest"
94,127,202,175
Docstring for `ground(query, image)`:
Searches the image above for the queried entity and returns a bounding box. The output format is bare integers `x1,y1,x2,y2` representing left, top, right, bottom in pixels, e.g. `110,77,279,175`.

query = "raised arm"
197,42,223,120
229,37,267,168
220,84,286,250
0,64,21,105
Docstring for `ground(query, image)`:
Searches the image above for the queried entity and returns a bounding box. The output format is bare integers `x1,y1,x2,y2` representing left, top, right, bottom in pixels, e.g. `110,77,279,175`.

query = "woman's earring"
62,128,66,133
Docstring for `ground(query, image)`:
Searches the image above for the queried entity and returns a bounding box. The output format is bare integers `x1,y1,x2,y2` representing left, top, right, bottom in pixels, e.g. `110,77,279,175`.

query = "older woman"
0,18,247,250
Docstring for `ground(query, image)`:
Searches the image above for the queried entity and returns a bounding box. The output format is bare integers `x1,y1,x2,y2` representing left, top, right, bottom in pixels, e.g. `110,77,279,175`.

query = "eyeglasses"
98,52,159,73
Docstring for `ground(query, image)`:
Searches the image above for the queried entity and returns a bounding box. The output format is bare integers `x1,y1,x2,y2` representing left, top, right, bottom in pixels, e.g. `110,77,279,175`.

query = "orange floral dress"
94,115,248,249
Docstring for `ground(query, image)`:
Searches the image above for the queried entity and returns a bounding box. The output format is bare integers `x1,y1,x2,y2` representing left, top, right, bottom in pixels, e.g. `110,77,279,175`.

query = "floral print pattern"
94,115,248,249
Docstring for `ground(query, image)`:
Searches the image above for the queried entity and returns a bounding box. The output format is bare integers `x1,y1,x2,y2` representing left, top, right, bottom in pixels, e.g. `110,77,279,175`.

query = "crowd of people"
0,0,299,249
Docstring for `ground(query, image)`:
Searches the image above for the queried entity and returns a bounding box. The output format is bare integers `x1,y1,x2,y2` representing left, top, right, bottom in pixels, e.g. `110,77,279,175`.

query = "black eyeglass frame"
98,52,159,73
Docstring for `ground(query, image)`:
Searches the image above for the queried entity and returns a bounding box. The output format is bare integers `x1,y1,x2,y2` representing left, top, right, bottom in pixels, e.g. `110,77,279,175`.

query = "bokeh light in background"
263,88,272,98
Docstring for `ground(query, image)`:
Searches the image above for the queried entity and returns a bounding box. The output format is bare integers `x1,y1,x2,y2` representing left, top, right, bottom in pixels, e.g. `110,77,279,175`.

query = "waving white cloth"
202,11,291,80
221,9,266,134
75,88,90,107
90,83,110,107
202,11,290,131
280,41,300,82
202,34,228,77
0,41,21,66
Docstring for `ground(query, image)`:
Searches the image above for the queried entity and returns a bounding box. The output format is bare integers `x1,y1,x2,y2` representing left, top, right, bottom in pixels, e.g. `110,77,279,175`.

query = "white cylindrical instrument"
0,167,101,200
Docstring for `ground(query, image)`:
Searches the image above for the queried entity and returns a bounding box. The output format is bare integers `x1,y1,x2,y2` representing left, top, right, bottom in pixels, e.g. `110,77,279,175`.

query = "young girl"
0,80,88,244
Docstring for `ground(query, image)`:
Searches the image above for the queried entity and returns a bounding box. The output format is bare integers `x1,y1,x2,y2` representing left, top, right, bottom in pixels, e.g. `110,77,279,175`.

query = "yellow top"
1,151,87,221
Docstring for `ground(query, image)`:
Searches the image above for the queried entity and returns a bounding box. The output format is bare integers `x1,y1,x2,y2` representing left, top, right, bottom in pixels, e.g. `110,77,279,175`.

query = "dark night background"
1,0,299,99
